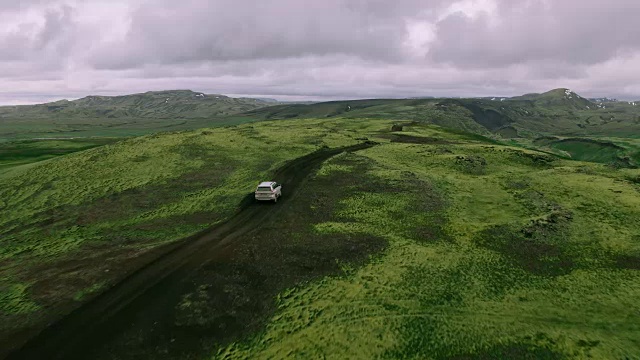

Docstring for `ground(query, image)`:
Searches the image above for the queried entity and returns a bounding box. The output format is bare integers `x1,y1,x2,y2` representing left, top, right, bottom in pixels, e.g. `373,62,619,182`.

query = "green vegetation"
3,87,639,158
0,283,40,315
0,138,121,170
548,139,623,163
0,90,271,142
2,89,640,359
0,90,269,120
212,123,640,359
0,118,368,344
520,136,640,168
0,115,260,143
243,88,640,139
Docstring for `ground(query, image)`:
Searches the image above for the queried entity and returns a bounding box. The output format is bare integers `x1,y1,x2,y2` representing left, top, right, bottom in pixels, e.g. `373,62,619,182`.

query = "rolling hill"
509,88,594,109
241,88,640,139
3,88,639,143
0,90,276,141
1,86,640,358
2,87,640,170
0,90,271,119
2,118,639,359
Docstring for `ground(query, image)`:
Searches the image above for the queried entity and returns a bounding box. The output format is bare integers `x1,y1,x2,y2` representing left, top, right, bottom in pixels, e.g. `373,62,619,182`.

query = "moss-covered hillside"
2,118,639,359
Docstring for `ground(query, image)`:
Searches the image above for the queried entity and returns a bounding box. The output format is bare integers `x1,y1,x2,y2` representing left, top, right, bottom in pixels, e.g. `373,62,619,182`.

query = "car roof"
258,181,276,187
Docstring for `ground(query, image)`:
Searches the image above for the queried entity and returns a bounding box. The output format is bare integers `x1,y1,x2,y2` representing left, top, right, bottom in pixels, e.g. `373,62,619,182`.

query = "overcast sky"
1,0,639,104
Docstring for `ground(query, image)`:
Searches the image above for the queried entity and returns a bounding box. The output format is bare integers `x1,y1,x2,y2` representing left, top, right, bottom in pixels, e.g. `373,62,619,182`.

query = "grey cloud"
36,5,74,51
2,0,640,104
89,0,447,69
526,61,588,80
0,4,77,63
0,0,49,11
0,27,35,61
429,0,640,68
75,57,527,99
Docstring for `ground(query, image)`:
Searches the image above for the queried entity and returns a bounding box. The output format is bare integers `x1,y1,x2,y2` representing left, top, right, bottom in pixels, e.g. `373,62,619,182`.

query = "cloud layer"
1,0,639,104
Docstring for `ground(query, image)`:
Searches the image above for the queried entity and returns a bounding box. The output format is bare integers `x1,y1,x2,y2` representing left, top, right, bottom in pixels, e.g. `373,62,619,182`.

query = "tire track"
6,141,377,360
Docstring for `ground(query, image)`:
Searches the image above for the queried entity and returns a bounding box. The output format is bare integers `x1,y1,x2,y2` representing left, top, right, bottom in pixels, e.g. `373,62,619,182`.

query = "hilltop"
508,88,594,109
2,87,640,147
0,90,271,119
0,90,277,141
242,88,640,138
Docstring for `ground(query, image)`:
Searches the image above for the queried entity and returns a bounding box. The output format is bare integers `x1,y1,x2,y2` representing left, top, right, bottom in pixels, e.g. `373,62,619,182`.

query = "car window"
257,186,272,191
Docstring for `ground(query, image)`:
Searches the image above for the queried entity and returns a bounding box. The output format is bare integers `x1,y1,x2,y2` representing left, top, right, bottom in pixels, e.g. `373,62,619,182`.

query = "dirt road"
6,142,376,360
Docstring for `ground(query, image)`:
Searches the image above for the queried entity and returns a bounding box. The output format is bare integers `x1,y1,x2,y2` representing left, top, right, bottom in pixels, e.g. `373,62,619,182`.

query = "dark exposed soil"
4,142,378,360
614,253,640,270
88,151,391,360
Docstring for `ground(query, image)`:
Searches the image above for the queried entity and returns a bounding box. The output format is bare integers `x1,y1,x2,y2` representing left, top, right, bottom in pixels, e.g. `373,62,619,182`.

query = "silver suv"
255,181,282,203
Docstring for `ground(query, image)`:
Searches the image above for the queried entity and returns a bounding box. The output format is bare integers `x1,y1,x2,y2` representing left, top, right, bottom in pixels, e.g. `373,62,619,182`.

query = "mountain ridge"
241,88,640,138
0,90,274,119
507,88,595,109
2,88,639,141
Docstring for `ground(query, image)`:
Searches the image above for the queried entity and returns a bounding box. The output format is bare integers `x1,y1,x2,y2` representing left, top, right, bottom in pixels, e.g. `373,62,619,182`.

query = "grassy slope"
0,115,261,143
2,119,640,358
242,89,640,140
510,136,640,168
0,90,268,120
256,89,640,167
0,119,367,339
243,98,492,134
0,138,122,170
213,124,640,359
3,87,639,161
245,94,640,169
0,90,270,142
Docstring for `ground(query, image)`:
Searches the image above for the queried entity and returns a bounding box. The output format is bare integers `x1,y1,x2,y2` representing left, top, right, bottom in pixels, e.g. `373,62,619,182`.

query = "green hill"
242,89,640,139
3,88,639,143
1,118,639,359
0,91,274,142
0,90,270,119
2,87,640,171
509,88,595,109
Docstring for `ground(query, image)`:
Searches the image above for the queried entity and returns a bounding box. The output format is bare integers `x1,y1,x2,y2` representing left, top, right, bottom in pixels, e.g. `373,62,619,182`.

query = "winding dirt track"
6,142,375,360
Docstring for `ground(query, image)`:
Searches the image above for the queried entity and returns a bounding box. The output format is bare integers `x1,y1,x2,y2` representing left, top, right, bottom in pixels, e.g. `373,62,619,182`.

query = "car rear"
255,184,276,201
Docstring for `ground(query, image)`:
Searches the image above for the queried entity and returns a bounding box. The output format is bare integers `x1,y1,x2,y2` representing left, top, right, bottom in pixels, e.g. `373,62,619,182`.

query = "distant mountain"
242,88,640,138
2,88,639,141
508,88,595,110
0,90,274,119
